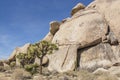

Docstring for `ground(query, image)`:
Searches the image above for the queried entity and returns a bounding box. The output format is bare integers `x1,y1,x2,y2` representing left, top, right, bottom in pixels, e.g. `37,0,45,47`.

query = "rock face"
7,0,120,73
34,56,49,65
43,32,53,42
78,43,116,71
48,9,108,72
48,45,79,72
47,0,120,72
52,9,108,45
87,0,120,42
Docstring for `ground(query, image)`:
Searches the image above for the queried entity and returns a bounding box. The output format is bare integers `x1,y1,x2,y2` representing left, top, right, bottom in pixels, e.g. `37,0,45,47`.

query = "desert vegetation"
16,40,58,74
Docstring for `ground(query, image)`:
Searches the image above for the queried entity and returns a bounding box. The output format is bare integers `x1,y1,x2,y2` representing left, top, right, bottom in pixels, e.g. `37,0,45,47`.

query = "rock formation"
7,0,120,73
48,0,120,72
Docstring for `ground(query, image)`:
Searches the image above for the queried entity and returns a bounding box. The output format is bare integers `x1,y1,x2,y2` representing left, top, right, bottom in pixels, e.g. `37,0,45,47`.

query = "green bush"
24,64,39,75
10,61,16,68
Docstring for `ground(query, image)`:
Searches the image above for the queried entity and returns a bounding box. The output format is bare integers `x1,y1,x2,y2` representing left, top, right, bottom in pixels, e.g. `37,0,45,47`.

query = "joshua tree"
16,40,58,74
16,44,36,67
33,40,58,74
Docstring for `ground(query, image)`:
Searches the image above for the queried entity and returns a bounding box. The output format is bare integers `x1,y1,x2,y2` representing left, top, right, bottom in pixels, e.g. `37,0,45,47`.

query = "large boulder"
71,3,85,16
52,9,108,45
78,43,116,71
49,9,108,72
48,45,79,72
49,21,61,35
87,0,120,42
34,56,49,65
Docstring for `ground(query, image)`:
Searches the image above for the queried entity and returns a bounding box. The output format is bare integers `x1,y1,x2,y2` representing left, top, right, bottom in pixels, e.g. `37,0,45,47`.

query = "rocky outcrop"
78,43,116,72
71,3,85,16
87,0,120,42
49,21,61,35
6,0,120,73
43,21,61,42
52,9,108,45
47,0,120,72
8,43,30,62
48,9,108,72
48,45,79,72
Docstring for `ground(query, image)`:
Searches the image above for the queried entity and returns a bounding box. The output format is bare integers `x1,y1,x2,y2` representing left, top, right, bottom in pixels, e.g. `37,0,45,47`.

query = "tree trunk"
40,58,43,74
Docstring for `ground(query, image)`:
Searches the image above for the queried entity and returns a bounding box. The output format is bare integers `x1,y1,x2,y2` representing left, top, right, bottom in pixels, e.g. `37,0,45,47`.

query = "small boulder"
93,68,108,74
50,21,61,35
34,56,49,66
71,3,85,16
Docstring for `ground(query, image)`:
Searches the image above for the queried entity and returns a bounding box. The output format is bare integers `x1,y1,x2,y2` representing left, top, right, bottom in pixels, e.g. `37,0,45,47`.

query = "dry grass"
11,68,31,80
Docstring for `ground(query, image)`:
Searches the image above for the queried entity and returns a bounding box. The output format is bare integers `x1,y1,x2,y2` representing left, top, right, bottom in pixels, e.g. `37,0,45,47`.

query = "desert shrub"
16,40,58,74
16,52,35,67
24,64,39,75
34,40,58,74
0,66,5,72
10,61,16,69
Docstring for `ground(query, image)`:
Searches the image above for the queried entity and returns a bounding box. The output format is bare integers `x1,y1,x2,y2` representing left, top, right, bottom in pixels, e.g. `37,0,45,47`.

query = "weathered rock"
111,45,120,62
52,9,108,45
43,32,53,42
102,31,118,45
33,75,44,80
34,56,49,65
87,0,120,43
8,43,30,61
78,43,115,72
49,21,61,35
108,66,120,77
93,67,119,80
8,43,30,66
49,9,109,72
61,17,70,23
71,3,85,16
48,45,79,72
93,68,108,74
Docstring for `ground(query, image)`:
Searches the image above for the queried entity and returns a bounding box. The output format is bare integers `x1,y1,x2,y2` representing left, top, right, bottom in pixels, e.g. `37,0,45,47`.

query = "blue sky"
0,0,93,59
